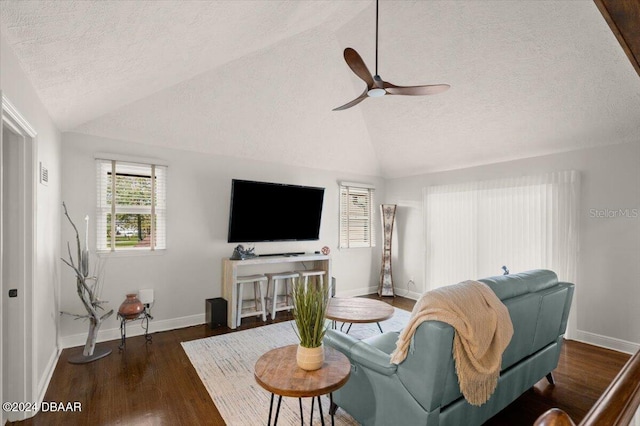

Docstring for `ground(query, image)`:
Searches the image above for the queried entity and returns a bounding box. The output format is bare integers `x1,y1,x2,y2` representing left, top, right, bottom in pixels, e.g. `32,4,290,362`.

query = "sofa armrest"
324,329,361,355
351,342,398,376
325,329,398,376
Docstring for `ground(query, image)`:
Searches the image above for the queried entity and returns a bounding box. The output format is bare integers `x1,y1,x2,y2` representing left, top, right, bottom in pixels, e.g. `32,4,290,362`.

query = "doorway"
1,94,37,423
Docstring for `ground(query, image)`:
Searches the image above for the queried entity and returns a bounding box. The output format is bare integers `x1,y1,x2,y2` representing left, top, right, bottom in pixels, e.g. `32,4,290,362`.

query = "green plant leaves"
291,278,329,348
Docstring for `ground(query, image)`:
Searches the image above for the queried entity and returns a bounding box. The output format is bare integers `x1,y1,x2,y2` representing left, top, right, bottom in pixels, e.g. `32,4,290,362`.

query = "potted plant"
291,278,330,371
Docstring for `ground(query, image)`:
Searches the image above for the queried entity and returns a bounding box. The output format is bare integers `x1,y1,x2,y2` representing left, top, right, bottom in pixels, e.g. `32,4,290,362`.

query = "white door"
2,124,27,423
1,96,36,423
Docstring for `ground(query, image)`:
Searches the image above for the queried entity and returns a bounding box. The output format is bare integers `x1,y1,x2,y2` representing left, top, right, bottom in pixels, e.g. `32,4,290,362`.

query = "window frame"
96,157,167,254
339,182,376,249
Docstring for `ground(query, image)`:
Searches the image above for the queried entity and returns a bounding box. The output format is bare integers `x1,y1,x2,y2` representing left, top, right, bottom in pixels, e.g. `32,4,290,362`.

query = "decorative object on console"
118,294,144,319
230,244,257,260
378,204,397,296
321,246,330,255
292,277,330,371
60,202,114,364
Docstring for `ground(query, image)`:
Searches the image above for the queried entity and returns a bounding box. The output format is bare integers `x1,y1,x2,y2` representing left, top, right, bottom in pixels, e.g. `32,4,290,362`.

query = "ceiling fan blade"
343,48,374,87
384,83,450,96
333,89,368,111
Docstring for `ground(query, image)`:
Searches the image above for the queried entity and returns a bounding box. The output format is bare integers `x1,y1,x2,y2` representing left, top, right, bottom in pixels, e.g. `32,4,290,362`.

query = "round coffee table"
254,344,350,425
326,297,395,334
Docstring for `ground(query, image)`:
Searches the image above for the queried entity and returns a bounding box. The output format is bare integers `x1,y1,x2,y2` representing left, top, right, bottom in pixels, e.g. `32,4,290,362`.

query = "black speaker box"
205,298,227,328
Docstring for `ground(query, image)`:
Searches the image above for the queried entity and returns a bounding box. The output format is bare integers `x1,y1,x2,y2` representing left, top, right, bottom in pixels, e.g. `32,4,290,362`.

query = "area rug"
181,308,410,425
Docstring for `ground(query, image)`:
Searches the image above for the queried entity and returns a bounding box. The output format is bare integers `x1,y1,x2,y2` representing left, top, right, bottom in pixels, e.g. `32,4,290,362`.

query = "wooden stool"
265,272,299,320
296,269,326,289
236,274,268,327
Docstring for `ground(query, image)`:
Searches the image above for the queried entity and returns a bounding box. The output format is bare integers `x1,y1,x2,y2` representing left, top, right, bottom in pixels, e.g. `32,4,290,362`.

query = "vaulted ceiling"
1,1,639,178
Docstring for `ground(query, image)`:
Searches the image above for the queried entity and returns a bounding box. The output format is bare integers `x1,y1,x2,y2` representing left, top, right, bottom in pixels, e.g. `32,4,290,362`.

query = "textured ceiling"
1,0,639,178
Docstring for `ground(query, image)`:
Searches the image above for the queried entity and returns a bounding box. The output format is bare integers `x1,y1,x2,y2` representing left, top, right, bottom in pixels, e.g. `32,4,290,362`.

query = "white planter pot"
296,343,325,371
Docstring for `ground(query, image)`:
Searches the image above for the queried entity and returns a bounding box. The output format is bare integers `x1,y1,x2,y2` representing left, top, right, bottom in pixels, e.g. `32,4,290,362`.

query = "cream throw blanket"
389,280,513,406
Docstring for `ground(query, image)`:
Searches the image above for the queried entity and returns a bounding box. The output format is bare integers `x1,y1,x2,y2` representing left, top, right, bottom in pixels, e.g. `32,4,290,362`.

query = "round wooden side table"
326,297,394,334
254,344,350,425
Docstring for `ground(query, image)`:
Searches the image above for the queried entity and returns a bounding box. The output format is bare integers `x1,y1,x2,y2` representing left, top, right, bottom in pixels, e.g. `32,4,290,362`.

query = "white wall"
385,142,640,353
60,132,385,346
0,34,62,403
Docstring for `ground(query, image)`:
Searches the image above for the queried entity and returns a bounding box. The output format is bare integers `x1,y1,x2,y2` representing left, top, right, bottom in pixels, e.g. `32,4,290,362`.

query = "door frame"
1,93,38,423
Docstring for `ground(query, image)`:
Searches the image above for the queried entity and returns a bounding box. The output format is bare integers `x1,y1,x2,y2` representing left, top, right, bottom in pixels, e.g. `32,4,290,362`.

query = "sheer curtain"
423,170,579,292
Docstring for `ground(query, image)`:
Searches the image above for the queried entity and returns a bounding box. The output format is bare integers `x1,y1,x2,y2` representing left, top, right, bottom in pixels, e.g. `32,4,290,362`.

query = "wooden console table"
222,254,331,329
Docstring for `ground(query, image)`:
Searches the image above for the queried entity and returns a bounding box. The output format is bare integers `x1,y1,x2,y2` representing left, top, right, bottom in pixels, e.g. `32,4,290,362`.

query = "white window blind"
339,184,375,248
424,171,579,290
96,159,167,252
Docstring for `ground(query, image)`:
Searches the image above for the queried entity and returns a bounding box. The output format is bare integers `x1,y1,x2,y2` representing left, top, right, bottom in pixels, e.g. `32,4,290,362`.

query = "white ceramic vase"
296,343,325,371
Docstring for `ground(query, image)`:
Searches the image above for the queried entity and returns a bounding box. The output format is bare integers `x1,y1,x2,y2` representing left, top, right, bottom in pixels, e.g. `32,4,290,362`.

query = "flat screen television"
227,179,325,243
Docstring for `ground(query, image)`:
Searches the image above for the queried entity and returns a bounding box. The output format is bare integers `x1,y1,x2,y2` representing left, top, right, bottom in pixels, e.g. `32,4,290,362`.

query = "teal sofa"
324,269,574,425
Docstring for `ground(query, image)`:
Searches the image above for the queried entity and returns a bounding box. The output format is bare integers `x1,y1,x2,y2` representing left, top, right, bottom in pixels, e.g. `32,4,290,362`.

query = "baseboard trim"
37,346,61,402
392,289,421,300
335,286,421,300
336,286,379,298
574,330,639,354
59,313,206,349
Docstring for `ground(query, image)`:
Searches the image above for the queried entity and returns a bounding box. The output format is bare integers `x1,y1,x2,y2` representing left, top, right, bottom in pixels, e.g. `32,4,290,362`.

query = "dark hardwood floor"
11,295,630,426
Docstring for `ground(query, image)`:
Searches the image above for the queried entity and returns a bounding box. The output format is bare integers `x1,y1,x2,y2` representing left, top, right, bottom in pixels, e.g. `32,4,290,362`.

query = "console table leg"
298,398,303,425
309,395,315,425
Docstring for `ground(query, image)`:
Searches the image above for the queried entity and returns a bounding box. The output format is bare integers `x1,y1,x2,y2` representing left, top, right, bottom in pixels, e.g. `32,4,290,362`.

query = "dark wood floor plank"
10,295,630,425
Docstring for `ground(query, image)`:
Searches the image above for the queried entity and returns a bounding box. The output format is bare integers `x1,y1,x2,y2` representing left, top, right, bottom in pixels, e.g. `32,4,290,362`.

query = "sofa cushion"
479,269,558,301
500,294,539,368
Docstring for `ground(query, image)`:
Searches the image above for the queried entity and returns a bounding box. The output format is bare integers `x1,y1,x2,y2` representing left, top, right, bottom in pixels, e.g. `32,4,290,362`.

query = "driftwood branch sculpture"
61,202,113,358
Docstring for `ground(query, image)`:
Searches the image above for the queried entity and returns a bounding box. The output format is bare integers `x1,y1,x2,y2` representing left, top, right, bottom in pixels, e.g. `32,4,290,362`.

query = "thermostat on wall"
39,162,49,186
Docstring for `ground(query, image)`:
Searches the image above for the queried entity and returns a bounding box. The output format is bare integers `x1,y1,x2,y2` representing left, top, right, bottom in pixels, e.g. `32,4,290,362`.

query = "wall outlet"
139,288,154,305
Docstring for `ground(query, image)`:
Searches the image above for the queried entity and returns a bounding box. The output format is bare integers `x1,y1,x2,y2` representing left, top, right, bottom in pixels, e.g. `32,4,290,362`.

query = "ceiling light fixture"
334,0,450,111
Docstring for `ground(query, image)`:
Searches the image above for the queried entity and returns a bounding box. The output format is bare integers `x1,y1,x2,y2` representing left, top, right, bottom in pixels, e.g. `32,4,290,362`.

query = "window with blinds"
423,171,579,290
339,183,375,248
96,159,167,252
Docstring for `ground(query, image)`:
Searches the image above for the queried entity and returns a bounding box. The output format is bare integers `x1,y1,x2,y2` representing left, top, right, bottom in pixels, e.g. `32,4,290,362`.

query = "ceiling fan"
333,0,450,111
